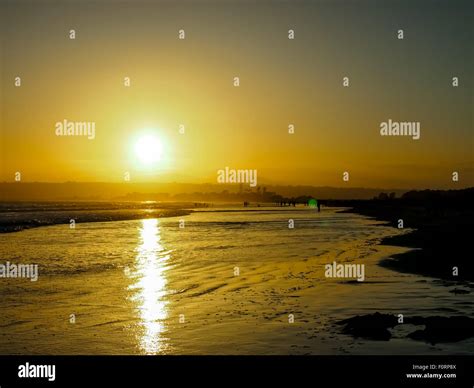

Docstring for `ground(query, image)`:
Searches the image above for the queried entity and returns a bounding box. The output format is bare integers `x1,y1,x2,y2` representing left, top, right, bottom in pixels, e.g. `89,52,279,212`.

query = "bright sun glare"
135,135,163,166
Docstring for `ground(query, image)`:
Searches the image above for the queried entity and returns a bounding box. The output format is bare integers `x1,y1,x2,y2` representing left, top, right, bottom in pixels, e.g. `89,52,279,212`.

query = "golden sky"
1,0,472,188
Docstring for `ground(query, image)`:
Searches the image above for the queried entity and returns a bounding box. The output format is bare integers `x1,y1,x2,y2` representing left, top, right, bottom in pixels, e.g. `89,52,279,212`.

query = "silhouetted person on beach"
317,201,321,212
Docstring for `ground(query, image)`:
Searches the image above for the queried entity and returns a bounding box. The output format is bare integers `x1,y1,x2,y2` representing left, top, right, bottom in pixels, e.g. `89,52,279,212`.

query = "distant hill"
0,182,410,201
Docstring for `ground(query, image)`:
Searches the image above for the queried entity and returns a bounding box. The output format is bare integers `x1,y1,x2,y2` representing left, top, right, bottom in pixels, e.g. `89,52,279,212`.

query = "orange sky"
1,0,472,189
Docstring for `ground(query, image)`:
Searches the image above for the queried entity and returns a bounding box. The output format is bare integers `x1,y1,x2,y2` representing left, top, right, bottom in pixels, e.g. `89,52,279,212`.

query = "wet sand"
0,206,473,355
335,197,474,281
0,202,193,233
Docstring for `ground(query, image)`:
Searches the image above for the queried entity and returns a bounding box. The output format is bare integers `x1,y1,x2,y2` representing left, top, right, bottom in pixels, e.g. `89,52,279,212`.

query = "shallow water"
0,206,472,354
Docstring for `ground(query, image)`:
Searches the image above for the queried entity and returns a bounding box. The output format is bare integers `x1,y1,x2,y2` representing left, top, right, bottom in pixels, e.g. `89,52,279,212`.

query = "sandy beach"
0,204,473,355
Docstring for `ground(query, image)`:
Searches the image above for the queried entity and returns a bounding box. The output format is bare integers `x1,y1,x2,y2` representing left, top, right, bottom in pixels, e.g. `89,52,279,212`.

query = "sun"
134,135,163,166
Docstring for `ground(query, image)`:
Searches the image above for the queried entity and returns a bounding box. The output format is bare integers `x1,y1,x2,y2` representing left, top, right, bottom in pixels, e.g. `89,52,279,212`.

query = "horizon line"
1,181,473,192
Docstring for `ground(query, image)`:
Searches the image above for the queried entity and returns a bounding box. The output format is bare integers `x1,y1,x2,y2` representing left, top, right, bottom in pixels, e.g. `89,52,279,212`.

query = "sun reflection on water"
129,218,170,354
